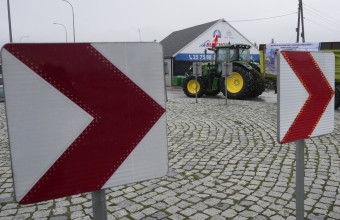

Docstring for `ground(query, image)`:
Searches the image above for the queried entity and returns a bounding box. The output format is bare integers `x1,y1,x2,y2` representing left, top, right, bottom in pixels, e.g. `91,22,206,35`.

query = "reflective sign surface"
278,51,335,144
2,43,168,204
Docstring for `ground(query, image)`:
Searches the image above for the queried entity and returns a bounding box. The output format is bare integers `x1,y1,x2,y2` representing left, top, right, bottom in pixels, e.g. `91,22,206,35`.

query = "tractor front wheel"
183,76,205,98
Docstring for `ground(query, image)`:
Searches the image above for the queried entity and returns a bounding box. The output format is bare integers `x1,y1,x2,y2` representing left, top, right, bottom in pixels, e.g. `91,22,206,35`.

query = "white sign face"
2,42,168,204
278,50,335,144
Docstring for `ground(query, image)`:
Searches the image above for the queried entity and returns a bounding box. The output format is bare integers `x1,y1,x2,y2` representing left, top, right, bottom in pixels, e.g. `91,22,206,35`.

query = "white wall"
174,20,259,61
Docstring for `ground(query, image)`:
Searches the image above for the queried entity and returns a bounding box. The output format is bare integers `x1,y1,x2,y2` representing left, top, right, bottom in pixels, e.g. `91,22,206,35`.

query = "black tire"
335,85,340,109
247,70,266,98
183,76,205,98
220,65,253,99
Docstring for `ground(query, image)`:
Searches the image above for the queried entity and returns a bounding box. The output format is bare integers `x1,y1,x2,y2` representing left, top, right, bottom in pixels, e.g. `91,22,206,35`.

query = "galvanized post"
92,189,108,220
222,62,233,105
225,77,228,105
164,62,169,102
296,139,305,220
7,0,13,42
195,64,198,103
193,62,202,104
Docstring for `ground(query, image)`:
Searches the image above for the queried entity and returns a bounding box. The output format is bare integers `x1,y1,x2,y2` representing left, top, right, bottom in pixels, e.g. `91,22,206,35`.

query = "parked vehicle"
183,44,266,99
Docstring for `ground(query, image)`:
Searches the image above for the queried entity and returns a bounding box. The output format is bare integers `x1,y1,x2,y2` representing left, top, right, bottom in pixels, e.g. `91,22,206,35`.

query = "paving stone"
130,212,146,219
117,199,134,208
180,208,196,217
112,209,128,218
31,210,50,218
203,198,220,206
166,206,181,214
17,206,36,214
270,215,286,220
240,210,258,218
126,204,143,212
249,204,264,213
240,200,254,206
50,216,68,220
142,207,158,216
203,207,221,216
262,209,276,217
215,202,229,211
0,92,339,219
221,209,237,218
52,207,68,215
152,211,168,219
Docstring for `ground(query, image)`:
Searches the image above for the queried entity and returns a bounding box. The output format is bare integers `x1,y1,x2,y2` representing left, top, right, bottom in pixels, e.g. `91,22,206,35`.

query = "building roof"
160,20,219,58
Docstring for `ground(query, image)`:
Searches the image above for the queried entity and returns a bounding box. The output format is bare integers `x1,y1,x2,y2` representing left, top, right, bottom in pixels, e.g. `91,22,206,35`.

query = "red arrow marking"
281,51,334,143
4,44,165,204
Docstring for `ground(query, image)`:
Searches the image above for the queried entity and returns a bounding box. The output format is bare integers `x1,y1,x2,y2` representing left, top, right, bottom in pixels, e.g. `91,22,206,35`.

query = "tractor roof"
215,44,251,49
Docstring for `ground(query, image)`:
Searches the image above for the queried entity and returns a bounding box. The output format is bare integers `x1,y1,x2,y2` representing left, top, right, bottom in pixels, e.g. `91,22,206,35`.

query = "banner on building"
265,42,321,75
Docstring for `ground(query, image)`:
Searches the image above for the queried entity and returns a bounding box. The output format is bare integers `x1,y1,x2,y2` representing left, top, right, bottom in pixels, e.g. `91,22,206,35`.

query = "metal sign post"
92,189,108,220
193,62,202,103
225,77,227,105
195,67,198,103
296,139,305,220
164,62,169,102
222,62,233,105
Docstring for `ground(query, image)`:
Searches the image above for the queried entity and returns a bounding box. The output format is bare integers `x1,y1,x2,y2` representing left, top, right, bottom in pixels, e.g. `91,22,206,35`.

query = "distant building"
160,19,259,86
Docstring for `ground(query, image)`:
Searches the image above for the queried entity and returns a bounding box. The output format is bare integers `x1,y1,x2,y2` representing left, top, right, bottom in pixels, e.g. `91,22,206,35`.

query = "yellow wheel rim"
187,80,200,94
227,72,243,93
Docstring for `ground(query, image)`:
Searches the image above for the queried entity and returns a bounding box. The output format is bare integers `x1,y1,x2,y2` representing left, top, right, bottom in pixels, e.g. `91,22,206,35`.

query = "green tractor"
183,44,266,99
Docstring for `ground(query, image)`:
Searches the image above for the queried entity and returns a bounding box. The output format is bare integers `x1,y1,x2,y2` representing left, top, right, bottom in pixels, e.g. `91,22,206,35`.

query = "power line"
304,9,340,29
305,18,340,35
228,12,297,22
303,3,340,25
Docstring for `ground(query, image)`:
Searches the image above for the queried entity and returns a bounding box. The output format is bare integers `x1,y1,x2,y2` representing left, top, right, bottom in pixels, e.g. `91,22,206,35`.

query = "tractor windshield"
239,48,251,62
216,48,228,63
216,48,237,63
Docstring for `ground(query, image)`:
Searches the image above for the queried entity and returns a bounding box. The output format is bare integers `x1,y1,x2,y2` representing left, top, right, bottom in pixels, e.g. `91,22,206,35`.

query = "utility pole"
296,0,305,43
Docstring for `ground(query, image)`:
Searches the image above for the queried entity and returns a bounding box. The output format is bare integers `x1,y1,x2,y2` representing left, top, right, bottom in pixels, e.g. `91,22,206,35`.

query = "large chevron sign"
278,51,335,144
2,43,168,204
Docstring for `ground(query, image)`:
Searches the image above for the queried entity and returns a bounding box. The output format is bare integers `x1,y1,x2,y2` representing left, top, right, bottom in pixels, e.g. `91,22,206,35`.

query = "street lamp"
20,35,30,42
61,0,75,42
53,23,68,42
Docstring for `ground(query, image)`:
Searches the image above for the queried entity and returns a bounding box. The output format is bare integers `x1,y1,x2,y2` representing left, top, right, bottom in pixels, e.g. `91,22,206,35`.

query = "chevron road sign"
2,42,168,204
278,51,335,144
277,50,335,220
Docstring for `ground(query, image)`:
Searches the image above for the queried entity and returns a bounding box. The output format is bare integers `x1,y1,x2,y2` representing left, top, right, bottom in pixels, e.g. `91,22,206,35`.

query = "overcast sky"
1,0,340,49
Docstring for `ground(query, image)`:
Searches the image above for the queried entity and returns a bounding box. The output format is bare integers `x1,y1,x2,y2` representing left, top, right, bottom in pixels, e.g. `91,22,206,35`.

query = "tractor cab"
215,44,252,74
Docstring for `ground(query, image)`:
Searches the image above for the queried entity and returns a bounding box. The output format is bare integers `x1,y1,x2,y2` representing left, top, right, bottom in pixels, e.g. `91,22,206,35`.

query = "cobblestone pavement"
0,89,340,219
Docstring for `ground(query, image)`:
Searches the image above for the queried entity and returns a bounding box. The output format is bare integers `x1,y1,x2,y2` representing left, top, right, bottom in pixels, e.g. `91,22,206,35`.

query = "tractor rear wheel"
247,71,266,98
220,65,252,99
183,76,205,98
